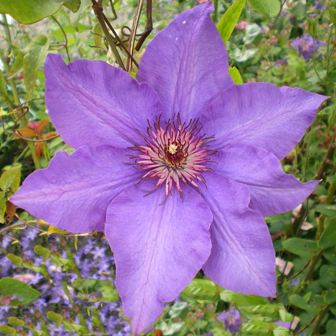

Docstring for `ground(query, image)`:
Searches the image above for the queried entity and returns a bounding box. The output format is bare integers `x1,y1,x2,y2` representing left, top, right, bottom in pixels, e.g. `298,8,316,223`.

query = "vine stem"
51,15,71,62
127,0,144,71
91,0,125,70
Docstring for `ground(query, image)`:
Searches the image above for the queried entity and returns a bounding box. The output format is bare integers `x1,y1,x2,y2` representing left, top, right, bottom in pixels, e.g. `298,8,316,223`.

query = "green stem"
213,0,219,22
1,14,12,47
326,181,336,203
0,221,26,235
51,15,71,62
127,0,144,71
1,14,20,106
311,305,329,335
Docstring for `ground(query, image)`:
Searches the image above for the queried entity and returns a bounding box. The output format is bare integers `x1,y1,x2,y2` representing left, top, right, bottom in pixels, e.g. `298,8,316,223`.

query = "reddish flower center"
134,117,213,194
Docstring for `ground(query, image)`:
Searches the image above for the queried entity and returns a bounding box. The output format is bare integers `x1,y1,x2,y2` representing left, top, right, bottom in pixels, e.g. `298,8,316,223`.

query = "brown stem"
14,130,59,142
101,12,139,67
135,0,153,51
91,0,125,70
127,0,144,71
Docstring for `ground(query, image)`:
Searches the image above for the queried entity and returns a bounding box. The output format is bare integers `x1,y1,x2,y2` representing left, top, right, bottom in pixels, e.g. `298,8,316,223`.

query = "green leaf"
217,0,246,43
0,0,65,24
6,254,23,266
319,218,336,249
315,204,336,217
282,238,318,257
180,278,219,302
99,281,119,302
93,23,104,48
63,0,81,12
248,0,280,18
220,289,268,306
0,277,40,305
46,311,63,326
63,321,83,333
23,35,49,100
0,165,21,195
34,245,51,260
319,265,336,288
72,278,119,302
7,317,24,327
0,325,16,335
8,48,24,79
325,289,336,305
288,294,317,313
229,66,244,84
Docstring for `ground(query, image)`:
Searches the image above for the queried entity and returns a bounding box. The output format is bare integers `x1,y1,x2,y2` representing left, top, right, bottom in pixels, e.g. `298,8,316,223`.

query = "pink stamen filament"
134,117,213,194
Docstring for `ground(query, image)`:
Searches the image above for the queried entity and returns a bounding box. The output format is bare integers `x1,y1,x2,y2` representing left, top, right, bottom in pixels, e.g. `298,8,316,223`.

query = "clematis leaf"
217,0,246,43
0,0,65,24
63,0,81,13
248,0,280,18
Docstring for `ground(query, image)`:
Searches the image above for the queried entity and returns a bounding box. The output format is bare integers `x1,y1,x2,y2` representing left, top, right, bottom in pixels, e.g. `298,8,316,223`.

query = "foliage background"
0,0,335,335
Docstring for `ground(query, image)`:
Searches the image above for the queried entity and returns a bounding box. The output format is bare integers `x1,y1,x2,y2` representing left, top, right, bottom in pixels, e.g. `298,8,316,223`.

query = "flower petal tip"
45,53,65,68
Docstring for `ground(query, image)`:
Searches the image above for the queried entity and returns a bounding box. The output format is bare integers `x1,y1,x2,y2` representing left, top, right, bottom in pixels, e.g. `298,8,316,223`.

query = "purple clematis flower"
11,3,327,335
291,34,326,60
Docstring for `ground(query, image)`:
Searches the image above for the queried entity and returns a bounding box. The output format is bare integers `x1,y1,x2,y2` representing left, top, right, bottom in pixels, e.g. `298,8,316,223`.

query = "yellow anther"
168,143,178,154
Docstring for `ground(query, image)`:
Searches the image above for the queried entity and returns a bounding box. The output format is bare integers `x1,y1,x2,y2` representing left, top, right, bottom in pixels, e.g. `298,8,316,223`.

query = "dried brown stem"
135,0,153,51
127,0,144,71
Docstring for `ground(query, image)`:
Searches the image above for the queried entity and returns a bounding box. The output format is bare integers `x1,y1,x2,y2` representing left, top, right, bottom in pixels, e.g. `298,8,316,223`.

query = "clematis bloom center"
134,117,213,194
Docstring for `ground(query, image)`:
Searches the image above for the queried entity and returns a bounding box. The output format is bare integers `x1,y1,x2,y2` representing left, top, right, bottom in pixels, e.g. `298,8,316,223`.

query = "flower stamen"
134,117,213,194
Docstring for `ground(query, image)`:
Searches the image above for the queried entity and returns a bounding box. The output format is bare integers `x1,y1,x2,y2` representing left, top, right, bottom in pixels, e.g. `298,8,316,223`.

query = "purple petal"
202,83,328,159
105,182,212,335
11,146,139,233
201,175,276,297
45,54,161,149
275,321,291,329
137,2,232,120
215,145,318,216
